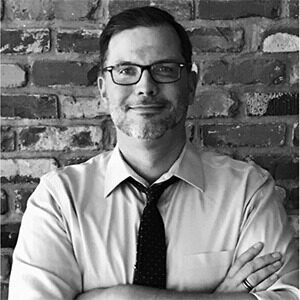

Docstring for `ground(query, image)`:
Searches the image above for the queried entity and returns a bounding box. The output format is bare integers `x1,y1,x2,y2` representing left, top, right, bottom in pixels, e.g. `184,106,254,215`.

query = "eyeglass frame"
101,61,188,86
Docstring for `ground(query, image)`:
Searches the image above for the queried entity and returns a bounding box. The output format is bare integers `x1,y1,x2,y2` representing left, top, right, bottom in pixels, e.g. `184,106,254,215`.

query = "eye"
153,64,177,75
116,65,137,76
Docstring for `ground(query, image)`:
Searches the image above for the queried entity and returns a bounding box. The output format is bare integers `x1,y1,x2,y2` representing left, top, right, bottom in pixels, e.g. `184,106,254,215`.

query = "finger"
252,273,279,292
247,260,282,288
227,242,264,277
238,252,282,282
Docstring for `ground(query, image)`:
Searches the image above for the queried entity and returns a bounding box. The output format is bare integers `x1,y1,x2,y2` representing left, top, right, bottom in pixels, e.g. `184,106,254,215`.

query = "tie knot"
128,176,178,205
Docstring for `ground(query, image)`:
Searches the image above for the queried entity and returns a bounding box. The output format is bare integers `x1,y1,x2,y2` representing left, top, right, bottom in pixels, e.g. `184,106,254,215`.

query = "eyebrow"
109,58,185,66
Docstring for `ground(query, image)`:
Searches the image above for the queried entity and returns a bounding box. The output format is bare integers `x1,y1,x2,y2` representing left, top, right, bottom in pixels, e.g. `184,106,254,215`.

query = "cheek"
106,86,131,109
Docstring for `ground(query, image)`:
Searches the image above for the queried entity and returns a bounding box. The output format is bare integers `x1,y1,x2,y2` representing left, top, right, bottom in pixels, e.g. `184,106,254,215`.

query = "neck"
117,121,186,184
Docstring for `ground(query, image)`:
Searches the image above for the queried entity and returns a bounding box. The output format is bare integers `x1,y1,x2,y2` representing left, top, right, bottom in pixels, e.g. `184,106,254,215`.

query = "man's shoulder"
200,150,271,186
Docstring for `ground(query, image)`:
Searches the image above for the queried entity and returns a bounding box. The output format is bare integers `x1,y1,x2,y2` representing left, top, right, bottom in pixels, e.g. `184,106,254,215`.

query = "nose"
135,69,158,96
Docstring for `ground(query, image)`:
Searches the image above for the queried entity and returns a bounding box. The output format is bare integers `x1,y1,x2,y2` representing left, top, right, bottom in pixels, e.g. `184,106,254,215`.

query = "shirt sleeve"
8,177,82,300
235,169,299,300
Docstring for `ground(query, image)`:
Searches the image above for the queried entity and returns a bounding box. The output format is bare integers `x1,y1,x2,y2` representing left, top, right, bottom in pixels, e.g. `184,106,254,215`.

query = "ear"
187,70,198,106
97,76,108,103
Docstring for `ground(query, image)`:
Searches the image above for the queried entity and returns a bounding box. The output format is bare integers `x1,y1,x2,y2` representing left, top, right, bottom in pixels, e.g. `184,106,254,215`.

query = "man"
9,6,298,300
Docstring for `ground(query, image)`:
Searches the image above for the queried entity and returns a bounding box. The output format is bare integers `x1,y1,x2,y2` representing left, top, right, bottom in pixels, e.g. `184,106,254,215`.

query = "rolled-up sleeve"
8,177,82,300
236,173,299,300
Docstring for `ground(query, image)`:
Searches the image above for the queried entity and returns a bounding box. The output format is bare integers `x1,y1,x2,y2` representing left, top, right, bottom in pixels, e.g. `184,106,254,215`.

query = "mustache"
126,98,170,107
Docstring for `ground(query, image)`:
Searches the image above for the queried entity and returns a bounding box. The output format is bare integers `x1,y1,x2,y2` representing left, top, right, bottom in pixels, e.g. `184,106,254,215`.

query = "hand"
215,242,282,293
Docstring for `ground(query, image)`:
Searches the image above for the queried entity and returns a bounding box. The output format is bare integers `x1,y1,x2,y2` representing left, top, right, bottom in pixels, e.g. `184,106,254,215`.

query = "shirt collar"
170,141,205,192
104,141,205,197
104,145,131,198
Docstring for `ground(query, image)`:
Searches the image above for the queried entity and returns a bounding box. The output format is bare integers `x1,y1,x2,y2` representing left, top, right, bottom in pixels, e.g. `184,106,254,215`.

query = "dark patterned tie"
128,176,179,289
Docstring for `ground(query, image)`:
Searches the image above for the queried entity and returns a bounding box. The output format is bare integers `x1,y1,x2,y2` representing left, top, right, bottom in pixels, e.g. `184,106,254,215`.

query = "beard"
111,104,187,140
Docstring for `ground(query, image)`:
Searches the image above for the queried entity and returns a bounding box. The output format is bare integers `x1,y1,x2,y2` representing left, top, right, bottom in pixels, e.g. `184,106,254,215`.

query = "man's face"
98,25,196,140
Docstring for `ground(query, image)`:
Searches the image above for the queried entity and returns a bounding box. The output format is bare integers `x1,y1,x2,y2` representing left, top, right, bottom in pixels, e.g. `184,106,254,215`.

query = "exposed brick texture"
53,0,104,21
32,61,95,86
1,189,9,215
0,0,298,298
188,89,239,118
1,224,20,248
248,154,299,180
4,0,54,21
56,29,101,53
188,27,244,53
198,0,281,20
1,64,26,88
202,58,286,85
288,215,299,237
18,125,113,151
61,96,108,119
1,251,12,281
244,92,299,116
202,124,286,147
262,32,299,53
1,159,58,182
288,0,299,18
1,94,58,119
0,29,50,54
293,124,299,146
0,0,3,20
1,127,15,152
109,0,194,21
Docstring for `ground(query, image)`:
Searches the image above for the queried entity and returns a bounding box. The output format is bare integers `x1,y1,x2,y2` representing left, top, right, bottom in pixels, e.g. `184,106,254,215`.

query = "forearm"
75,285,257,300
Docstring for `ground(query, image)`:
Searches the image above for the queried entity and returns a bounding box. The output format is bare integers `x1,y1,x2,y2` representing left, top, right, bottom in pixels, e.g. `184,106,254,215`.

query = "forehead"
106,26,183,64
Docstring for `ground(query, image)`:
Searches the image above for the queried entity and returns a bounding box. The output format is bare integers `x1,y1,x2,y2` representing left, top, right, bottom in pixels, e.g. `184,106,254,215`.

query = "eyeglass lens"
111,62,183,84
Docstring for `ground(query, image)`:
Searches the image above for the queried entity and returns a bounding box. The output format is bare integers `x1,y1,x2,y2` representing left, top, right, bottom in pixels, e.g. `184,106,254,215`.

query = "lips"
128,102,167,114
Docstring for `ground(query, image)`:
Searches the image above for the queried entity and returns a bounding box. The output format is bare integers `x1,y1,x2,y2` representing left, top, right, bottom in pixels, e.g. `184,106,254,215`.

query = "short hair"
99,6,192,72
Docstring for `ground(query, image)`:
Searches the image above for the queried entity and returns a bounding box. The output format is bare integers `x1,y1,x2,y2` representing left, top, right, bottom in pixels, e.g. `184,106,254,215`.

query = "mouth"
128,103,167,114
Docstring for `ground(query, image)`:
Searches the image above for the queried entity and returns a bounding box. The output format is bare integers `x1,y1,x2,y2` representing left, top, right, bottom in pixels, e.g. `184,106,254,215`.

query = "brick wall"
0,0,299,297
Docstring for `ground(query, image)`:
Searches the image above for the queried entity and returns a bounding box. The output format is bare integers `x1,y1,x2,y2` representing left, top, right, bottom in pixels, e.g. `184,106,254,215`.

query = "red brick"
0,0,4,20
1,283,8,300
1,127,16,152
1,158,58,183
61,156,94,167
0,252,11,281
54,0,107,21
188,27,244,53
32,61,95,86
202,124,286,147
288,0,299,18
293,124,299,146
1,189,9,215
245,92,299,116
288,214,299,237
1,94,58,119
198,0,280,20
56,29,101,53
108,0,194,21
1,29,50,55
188,89,239,118
14,188,34,214
202,58,286,85
290,55,299,86
262,28,299,53
285,187,299,210
1,64,26,88
1,223,20,248
61,95,108,119
18,125,113,151
248,154,299,180
5,0,54,21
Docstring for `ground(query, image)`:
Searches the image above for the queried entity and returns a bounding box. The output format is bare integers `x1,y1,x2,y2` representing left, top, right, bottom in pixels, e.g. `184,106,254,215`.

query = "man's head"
98,7,197,141
99,6,192,73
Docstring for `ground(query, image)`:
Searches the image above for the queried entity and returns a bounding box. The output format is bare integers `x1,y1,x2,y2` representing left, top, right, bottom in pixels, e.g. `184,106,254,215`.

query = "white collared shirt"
9,142,298,300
